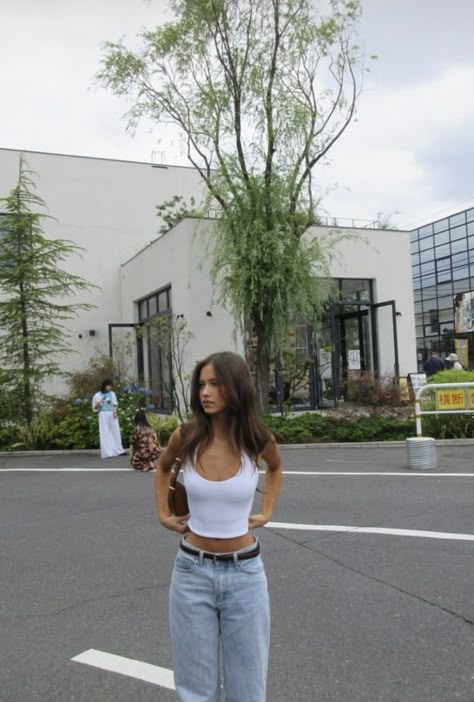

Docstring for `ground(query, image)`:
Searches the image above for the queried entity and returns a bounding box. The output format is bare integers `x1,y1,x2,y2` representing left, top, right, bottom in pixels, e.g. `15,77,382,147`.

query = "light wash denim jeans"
169,539,270,702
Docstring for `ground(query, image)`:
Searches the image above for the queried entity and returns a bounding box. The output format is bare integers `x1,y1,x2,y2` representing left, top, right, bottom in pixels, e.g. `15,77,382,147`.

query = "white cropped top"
182,453,258,538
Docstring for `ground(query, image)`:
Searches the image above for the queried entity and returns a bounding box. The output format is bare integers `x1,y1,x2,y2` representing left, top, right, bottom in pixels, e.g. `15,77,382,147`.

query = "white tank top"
182,453,258,538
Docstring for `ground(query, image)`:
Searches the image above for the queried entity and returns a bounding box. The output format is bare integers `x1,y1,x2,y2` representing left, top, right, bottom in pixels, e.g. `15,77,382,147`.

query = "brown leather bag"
168,458,189,516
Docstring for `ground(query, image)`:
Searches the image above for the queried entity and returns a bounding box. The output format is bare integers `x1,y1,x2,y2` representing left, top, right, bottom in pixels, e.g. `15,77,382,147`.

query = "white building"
0,148,416,410
0,148,204,395
122,218,416,410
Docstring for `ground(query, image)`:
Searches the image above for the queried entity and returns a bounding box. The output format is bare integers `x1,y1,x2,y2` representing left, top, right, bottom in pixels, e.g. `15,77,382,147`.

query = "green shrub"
428,368,474,384
53,399,100,448
147,413,179,445
262,413,414,443
422,368,474,438
12,411,57,450
422,414,474,439
0,423,19,450
52,391,161,450
0,378,180,450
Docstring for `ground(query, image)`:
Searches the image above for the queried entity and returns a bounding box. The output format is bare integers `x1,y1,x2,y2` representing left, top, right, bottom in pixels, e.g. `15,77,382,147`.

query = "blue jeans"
169,540,270,702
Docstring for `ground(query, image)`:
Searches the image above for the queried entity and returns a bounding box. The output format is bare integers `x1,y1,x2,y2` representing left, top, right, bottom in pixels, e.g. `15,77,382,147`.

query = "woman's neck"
209,412,228,439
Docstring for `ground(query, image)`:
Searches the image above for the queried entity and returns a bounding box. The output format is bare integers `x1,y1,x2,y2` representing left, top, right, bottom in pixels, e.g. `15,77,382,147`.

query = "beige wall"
121,219,242,387
123,220,417,385
0,148,416,398
312,225,416,376
0,148,204,394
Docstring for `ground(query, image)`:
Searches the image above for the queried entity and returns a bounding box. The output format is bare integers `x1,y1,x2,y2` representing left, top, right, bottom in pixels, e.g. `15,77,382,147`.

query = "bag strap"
168,457,183,491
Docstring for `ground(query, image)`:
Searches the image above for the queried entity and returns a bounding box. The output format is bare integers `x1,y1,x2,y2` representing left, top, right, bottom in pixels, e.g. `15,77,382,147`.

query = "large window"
435,256,451,284
411,206,474,369
137,285,173,412
138,286,172,321
245,278,374,410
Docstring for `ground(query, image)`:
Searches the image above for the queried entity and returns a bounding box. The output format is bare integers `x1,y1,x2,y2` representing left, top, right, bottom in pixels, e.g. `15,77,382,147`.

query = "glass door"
339,310,370,400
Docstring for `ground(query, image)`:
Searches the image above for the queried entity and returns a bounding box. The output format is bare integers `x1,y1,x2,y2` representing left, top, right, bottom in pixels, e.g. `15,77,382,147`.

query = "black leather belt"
180,541,260,562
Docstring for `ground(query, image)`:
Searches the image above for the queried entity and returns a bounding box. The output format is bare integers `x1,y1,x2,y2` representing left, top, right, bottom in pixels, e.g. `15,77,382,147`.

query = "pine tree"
0,155,96,424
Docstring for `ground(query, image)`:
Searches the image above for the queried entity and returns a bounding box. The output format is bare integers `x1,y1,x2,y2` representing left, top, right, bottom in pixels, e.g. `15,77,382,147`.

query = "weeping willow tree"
98,0,368,410
0,156,96,424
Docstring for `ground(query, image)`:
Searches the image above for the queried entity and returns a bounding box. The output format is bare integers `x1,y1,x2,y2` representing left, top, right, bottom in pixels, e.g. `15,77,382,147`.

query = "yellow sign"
399,377,410,402
470,389,474,408
436,389,466,410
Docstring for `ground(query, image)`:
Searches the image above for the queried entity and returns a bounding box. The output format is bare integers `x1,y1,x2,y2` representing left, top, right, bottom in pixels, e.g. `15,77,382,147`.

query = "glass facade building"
411,207,474,370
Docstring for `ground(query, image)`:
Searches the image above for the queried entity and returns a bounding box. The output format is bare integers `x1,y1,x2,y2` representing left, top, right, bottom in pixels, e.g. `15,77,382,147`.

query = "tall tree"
98,0,367,410
0,156,96,424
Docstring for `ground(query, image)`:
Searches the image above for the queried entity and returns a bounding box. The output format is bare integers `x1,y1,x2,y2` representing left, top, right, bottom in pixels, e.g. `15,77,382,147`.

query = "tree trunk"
19,281,33,426
254,318,271,414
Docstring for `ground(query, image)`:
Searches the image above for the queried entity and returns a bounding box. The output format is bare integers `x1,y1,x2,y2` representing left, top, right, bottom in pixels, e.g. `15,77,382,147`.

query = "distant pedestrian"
446,353,463,370
92,379,125,458
129,410,161,472
423,352,445,377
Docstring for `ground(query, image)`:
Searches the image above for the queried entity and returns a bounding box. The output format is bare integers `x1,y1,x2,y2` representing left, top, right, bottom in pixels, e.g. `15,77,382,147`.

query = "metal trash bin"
406,437,437,470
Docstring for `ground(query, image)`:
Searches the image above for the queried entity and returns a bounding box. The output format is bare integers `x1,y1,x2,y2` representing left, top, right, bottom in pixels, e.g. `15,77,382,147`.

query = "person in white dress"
92,379,125,458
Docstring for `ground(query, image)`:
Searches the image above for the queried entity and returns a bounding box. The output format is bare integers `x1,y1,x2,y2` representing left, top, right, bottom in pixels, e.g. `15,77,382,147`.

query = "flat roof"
0,146,197,171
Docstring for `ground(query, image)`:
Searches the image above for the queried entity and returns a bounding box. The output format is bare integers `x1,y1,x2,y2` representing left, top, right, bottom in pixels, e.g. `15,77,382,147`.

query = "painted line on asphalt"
72,649,175,690
0,468,132,472
279,471,474,477
324,459,401,464
267,521,474,542
2,468,474,477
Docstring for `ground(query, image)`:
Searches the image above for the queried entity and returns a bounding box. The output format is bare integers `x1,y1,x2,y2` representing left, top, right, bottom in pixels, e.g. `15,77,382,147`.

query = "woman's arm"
249,436,282,530
154,427,189,533
92,393,103,412
111,391,118,419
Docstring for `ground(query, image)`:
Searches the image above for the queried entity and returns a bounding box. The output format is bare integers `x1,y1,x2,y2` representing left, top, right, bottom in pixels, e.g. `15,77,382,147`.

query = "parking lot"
1,445,473,702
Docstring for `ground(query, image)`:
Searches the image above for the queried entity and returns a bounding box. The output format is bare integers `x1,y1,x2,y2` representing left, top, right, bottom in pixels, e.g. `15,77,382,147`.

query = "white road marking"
324,459,399,464
72,649,175,689
279,472,474,477
2,468,474,477
1,468,131,472
266,522,474,542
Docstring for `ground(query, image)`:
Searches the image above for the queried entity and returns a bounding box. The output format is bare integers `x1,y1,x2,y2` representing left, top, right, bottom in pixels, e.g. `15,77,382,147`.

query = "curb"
0,449,102,457
278,439,474,449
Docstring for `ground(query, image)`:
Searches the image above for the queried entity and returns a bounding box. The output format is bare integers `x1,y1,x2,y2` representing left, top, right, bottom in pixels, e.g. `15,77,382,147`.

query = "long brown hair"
180,351,270,464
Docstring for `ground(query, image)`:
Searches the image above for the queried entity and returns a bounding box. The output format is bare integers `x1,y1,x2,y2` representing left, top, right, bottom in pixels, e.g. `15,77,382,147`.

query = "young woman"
155,351,282,702
92,379,125,459
129,410,161,471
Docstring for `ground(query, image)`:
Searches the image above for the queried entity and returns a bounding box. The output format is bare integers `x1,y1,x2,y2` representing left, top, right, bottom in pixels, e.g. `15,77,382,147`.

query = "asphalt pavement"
1,445,473,702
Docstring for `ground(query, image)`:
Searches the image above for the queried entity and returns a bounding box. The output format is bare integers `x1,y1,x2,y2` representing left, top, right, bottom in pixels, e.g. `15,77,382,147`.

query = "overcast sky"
1,0,473,229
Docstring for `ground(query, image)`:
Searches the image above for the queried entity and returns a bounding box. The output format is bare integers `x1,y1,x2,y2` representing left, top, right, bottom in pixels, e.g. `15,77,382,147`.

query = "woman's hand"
160,514,190,534
248,513,269,529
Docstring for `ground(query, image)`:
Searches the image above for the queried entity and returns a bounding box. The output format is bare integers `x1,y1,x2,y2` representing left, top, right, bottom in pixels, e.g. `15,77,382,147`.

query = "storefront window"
136,286,172,411
245,278,382,410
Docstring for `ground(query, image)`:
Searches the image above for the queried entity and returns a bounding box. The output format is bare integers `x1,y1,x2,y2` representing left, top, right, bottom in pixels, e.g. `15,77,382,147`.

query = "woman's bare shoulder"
165,425,188,453
259,432,281,469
